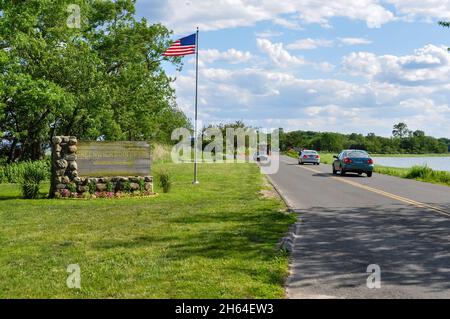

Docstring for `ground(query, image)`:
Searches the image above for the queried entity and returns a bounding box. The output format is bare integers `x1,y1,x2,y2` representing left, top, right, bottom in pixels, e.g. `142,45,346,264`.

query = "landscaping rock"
68,145,77,153
78,185,89,193
56,183,66,190
52,136,62,144
65,154,77,161
130,182,140,191
96,183,107,192
56,159,68,169
62,176,70,184
69,161,77,170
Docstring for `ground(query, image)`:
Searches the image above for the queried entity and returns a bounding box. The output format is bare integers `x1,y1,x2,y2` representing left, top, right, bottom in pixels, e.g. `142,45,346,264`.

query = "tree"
0,1,188,161
439,21,450,51
392,122,410,138
413,130,425,137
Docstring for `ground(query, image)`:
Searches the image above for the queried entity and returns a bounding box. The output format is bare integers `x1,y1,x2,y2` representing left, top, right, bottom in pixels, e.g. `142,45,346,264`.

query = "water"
372,157,450,172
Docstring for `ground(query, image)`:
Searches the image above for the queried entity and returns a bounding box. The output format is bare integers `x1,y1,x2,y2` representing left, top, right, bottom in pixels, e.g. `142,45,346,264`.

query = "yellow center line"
297,164,450,217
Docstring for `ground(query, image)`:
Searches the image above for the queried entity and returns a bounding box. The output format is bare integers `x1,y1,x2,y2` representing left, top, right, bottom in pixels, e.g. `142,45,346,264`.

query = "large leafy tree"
0,0,188,161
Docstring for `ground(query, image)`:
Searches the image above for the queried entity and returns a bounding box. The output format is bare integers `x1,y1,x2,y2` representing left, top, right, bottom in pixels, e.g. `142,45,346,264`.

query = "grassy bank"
0,162,295,298
284,151,450,187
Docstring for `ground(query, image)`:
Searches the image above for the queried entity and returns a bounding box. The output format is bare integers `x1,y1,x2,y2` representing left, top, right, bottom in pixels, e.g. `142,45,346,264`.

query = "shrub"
67,183,77,193
138,179,146,193
0,160,50,184
106,181,114,193
88,181,97,194
19,162,48,199
123,181,132,193
405,165,433,179
157,170,171,193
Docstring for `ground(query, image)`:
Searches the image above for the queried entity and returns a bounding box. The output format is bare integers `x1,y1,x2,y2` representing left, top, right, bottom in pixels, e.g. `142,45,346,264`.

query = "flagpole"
193,27,200,184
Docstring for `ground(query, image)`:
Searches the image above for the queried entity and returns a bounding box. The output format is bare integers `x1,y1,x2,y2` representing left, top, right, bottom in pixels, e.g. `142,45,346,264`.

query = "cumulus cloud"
387,0,450,21
256,38,306,67
287,38,333,50
342,44,450,85
137,0,396,33
255,30,284,38
198,49,253,65
286,37,372,50
338,37,372,45
172,57,450,136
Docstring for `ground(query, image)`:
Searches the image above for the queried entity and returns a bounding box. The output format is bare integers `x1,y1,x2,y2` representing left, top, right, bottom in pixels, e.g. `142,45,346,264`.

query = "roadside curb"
264,173,300,253
264,173,295,212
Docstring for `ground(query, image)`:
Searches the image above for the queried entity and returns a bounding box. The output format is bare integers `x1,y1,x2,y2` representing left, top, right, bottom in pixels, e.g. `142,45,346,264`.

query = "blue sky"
136,0,450,138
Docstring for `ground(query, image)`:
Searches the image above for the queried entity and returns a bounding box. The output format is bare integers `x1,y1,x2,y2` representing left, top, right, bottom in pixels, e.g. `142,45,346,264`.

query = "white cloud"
338,37,372,45
256,38,306,67
387,0,450,21
198,48,253,65
342,44,450,85
138,0,396,33
255,30,284,38
287,38,333,50
171,56,450,137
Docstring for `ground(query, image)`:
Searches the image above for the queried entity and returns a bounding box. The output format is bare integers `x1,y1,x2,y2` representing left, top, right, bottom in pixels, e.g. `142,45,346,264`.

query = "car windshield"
303,151,317,155
347,151,369,158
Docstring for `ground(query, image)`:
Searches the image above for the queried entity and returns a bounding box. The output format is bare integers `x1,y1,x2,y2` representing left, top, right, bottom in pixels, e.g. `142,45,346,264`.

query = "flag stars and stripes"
163,33,197,57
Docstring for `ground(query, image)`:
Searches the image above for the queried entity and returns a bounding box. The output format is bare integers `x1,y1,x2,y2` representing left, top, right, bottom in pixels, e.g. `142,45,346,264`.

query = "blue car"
332,150,374,177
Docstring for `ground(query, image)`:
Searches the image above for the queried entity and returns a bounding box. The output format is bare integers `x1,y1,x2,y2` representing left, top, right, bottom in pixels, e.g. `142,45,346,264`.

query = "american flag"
163,33,197,57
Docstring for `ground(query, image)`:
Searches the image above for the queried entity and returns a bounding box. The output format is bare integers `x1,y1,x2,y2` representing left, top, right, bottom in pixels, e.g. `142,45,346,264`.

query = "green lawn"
0,162,295,298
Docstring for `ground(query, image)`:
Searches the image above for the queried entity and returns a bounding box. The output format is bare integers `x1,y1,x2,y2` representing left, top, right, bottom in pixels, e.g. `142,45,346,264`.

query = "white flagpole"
193,27,200,184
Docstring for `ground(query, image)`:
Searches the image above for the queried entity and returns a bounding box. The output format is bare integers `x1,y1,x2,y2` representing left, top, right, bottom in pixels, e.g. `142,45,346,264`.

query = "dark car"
332,150,374,177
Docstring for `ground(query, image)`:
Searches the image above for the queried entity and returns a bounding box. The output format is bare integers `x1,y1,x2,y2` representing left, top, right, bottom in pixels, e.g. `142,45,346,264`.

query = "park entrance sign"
77,141,151,177
50,136,153,198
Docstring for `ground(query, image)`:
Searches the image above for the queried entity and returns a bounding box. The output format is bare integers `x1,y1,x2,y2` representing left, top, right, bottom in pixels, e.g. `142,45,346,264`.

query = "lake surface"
372,157,450,172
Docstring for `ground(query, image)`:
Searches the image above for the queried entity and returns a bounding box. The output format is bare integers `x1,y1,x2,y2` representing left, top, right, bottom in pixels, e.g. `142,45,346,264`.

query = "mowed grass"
0,162,295,298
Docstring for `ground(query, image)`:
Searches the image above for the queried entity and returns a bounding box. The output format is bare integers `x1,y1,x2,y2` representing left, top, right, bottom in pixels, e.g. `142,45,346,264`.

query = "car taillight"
368,158,373,164
303,155,308,158
343,157,352,164
316,155,320,158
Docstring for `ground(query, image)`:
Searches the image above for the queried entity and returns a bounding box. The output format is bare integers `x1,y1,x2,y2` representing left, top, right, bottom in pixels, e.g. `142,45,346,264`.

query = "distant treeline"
280,123,450,154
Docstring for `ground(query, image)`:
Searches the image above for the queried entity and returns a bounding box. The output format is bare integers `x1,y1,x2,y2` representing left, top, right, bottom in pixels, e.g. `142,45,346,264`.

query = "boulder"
144,182,153,192
65,154,77,161
56,159,68,169
130,182,140,191
69,161,77,170
78,185,89,193
62,176,70,184
96,183,107,192
68,145,77,153
52,136,62,144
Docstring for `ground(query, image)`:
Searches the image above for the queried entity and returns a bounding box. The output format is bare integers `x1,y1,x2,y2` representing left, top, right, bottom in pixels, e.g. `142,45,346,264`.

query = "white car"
298,150,320,165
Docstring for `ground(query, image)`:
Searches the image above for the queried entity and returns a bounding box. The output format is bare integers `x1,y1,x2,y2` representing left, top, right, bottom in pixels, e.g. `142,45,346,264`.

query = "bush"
0,160,50,184
88,181,97,194
405,165,433,179
157,170,171,193
19,162,48,199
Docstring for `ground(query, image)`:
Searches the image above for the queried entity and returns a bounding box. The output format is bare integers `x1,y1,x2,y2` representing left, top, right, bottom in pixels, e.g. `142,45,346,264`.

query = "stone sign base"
50,136,153,198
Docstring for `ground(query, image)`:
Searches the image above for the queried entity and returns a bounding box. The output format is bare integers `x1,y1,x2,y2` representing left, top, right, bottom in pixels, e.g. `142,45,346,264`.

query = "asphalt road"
268,155,450,299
